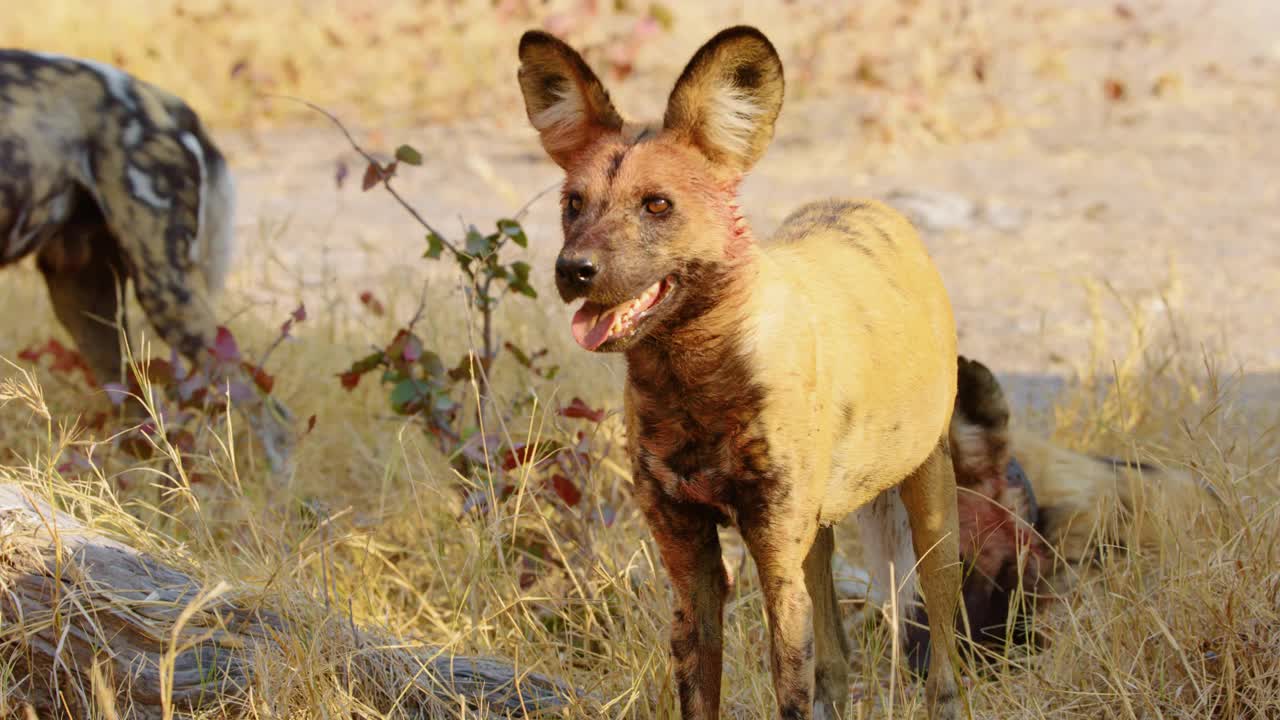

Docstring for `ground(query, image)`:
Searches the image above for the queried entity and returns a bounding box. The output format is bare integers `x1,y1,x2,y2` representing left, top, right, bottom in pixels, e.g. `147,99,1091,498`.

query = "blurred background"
4,0,1277,391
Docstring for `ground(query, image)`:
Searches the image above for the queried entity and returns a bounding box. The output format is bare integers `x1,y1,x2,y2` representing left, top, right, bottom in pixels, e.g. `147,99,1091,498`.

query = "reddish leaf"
1103,77,1127,101
447,353,478,382
549,474,582,507
19,339,94,384
339,371,363,390
306,414,317,434
170,430,197,454
502,443,539,471
358,291,385,316
361,161,381,191
240,362,275,394
360,160,396,191
559,397,605,423
384,329,420,369
401,334,422,363
136,358,175,387
210,326,241,363
338,351,384,391
280,303,307,336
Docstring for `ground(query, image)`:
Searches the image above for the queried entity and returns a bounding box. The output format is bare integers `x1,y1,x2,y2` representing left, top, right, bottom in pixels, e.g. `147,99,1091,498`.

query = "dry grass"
3,1,1278,717
1,220,1277,717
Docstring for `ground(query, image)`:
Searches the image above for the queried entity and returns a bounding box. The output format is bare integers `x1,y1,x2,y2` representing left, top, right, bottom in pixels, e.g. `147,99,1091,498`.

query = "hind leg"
36,223,129,387
900,441,965,719
96,145,294,471
803,526,850,719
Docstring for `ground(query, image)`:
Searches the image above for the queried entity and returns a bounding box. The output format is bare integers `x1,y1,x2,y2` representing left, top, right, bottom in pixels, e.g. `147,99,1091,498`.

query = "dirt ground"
206,0,1278,420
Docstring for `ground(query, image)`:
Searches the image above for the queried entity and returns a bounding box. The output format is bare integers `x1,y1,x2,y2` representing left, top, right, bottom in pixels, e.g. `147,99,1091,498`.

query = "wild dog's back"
757,197,958,520
0,50,235,294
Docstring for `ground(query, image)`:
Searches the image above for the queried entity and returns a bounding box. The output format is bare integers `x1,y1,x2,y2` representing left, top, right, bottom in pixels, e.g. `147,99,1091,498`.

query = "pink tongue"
571,304,617,350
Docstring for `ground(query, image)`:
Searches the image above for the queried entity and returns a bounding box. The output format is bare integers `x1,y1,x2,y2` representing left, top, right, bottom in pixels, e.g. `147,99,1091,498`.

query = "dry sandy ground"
208,1,1280,418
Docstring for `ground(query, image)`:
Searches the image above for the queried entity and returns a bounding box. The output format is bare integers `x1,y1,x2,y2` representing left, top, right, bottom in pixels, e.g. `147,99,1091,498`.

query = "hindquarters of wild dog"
519,24,962,720
0,50,238,380
0,51,236,295
912,355,1221,668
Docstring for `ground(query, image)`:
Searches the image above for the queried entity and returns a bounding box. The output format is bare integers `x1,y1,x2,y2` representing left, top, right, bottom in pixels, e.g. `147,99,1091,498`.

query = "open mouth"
571,276,674,351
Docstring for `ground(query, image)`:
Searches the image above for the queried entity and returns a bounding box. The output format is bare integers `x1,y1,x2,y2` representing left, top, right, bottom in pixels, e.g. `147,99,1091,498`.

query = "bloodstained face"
553,131,747,352
516,27,785,352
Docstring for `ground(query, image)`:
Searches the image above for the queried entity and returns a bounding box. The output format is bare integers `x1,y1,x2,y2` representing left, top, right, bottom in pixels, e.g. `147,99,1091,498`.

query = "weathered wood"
0,484,584,718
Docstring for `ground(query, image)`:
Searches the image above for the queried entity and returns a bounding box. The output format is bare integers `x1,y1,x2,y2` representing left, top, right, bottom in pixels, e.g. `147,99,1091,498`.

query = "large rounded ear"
663,26,784,173
517,30,624,169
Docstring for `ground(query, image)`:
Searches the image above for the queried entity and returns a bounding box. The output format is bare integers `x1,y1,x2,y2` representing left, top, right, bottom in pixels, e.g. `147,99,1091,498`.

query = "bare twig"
405,277,432,333
514,180,562,223
267,94,460,257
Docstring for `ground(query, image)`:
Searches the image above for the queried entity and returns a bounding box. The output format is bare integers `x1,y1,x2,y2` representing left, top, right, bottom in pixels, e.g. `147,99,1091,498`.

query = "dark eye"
565,193,584,217
644,197,671,215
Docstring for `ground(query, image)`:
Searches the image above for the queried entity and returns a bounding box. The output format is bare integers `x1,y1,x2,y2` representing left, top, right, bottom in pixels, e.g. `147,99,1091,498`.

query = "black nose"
555,255,599,289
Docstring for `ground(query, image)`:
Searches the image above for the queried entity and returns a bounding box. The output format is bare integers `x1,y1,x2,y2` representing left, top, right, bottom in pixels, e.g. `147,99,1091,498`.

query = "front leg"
740,502,821,719
36,223,129,387
642,496,730,719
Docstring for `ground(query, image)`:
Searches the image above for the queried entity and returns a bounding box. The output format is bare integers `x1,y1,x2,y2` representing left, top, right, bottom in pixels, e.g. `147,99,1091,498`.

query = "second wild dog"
0,50,293,470
517,26,965,719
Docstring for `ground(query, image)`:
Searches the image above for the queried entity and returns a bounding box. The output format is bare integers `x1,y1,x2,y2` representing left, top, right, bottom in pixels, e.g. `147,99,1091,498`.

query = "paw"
926,680,963,720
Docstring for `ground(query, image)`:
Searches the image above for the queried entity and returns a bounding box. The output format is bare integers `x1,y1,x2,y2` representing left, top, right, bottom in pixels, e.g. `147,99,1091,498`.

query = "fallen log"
0,484,585,718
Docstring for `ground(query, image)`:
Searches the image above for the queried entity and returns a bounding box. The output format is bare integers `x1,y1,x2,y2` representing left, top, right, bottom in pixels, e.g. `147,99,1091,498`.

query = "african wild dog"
905,356,1217,667
0,50,292,469
518,26,965,719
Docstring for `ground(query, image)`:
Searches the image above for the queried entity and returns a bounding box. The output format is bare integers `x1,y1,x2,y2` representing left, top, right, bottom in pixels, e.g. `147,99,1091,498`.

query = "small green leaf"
504,342,532,368
448,354,476,382
395,144,423,166
465,227,490,257
424,232,445,259
420,350,446,379
511,261,531,282
390,378,431,414
511,280,538,298
497,218,528,247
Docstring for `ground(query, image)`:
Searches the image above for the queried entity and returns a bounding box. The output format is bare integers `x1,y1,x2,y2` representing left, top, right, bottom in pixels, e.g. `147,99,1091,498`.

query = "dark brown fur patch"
837,402,855,439
605,148,628,183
